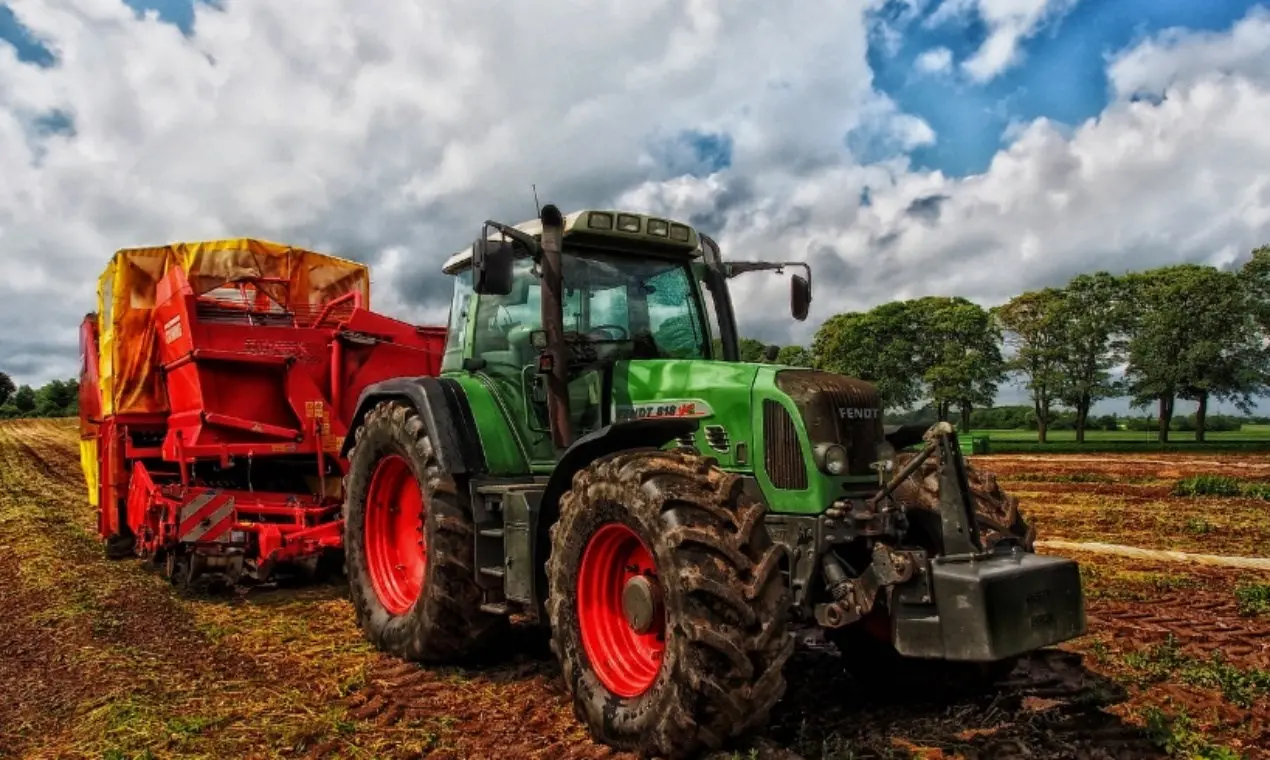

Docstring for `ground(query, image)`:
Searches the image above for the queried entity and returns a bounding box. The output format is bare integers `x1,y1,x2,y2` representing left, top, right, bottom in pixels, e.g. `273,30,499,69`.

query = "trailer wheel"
343,400,507,662
104,533,135,561
546,449,794,759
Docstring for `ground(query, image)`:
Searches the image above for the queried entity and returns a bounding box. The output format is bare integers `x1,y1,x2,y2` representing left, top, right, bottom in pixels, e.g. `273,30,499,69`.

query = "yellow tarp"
80,439,98,507
96,238,370,417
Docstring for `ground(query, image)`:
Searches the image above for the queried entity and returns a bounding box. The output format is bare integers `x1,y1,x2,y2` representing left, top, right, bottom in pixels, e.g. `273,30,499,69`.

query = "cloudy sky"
3,0,1270,415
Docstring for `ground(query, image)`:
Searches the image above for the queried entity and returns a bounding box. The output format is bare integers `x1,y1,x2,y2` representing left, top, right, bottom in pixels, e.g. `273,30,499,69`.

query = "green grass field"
964,426,1270,453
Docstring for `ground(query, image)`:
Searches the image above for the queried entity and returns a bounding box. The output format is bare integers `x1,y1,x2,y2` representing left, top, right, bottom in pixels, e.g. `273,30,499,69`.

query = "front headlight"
815,442,849,475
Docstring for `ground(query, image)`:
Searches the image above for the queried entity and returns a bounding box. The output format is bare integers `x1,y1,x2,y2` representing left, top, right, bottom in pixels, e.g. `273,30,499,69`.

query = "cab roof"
441,209,701,274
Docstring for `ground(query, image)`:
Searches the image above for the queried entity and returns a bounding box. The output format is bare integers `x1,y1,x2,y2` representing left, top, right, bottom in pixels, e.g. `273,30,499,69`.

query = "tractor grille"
774,370,883,477
763,400,807,490
704,425,730,453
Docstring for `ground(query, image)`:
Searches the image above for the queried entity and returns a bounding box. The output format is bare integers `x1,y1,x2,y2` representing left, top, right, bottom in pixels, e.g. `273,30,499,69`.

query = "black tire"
546,449,794,760
892,451,1036,551
834,453,1029,696
104,533,135,560
343,400,508,662
164,551,193,587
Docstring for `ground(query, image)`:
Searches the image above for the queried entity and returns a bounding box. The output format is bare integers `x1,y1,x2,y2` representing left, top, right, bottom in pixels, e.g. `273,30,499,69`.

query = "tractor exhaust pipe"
538,204,573,450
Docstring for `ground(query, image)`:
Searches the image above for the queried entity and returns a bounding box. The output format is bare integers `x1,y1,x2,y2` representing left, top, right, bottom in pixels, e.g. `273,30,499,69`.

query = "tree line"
7,245,1270,439
0,372,80,419
779,246,1270,443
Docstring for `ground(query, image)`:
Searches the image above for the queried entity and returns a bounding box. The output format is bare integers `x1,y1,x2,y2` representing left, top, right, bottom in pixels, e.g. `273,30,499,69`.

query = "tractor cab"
437,208,811,465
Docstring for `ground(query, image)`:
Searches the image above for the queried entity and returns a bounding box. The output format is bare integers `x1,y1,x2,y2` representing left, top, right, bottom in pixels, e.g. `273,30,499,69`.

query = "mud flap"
891,550,1086,661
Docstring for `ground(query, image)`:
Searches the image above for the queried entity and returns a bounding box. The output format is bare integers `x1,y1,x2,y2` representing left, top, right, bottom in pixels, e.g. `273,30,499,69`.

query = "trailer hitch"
869,421,984,556
814,544,918,628
816,422,987,627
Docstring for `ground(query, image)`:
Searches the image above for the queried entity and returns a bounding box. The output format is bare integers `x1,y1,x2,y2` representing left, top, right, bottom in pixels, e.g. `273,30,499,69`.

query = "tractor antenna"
532,184,541,216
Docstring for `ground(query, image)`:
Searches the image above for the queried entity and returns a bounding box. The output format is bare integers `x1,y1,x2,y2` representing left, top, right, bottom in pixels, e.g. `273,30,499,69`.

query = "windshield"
471,250,713,365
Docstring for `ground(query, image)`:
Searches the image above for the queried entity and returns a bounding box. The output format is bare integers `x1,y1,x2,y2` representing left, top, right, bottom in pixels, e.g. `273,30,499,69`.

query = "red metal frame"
80,265,446,583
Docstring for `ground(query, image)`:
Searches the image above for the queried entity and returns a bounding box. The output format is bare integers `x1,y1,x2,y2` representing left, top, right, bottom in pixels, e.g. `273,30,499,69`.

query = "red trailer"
78,238,445,585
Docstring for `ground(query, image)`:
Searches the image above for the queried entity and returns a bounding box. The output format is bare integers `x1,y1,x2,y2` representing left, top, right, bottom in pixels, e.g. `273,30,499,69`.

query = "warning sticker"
613,399,714,422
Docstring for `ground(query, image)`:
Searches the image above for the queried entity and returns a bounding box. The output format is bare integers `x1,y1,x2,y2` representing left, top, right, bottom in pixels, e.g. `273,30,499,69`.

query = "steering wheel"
586,324,630,341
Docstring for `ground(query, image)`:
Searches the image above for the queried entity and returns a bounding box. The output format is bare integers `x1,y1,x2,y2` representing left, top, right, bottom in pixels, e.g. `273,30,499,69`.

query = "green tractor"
339,205,1086,759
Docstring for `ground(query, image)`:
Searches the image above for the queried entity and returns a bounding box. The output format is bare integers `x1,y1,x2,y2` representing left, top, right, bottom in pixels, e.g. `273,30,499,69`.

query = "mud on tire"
892,451,1036,551
546,449,794,760
343,400,507,662
830,451,1031,694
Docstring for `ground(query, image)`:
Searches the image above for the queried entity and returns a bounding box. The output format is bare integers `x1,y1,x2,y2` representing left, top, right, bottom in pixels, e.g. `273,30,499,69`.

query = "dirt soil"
3,419,1270,759
975,452,1270,558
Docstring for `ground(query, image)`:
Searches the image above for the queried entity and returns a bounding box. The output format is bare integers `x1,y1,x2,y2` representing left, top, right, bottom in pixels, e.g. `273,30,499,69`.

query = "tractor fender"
541,417,702,513
537,419,690,540
341,377,485,476
530,416,701,616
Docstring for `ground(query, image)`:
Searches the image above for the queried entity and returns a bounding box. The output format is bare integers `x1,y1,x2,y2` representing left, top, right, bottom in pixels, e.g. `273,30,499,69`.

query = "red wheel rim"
576,523,666,698
364,453,426,615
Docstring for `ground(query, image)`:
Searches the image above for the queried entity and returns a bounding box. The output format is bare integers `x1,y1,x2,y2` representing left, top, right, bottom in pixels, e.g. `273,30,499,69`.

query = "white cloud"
914,46,953,75
927,0,1079,82
1108,5,1270,98
619,7,1270,355
0,0,886,383
868,0,932,57
3,0,1270,424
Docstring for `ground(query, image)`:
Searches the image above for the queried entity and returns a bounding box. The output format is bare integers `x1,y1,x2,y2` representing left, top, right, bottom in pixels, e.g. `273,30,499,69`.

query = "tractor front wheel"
546,450,794,759
343,400,507,662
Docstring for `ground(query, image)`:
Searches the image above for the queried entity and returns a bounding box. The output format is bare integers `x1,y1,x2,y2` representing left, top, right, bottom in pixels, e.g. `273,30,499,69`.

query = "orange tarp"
96,238,370,416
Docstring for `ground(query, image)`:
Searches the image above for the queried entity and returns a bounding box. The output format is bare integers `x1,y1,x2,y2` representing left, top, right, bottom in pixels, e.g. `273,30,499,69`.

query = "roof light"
617,214,641,233
669,224,691,242
647,219,669,237
588,212,614,230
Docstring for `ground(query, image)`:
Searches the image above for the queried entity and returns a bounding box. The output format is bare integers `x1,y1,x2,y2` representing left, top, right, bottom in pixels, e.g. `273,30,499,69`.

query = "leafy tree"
969,405,1034,430
812,303,926,410
35,379,79,418
1093,414,1120,432
1122,267,1191,442
1238,245,1270,337
0,371,14,407
1122,264,1265,442
0,377,80,419
911,296,1003,430
1176,270,1267,441
12,385,36,415
994,288,1068,443
775,345,812,367
737,338,771,363
813,299,1001,423
1057,272,1127,443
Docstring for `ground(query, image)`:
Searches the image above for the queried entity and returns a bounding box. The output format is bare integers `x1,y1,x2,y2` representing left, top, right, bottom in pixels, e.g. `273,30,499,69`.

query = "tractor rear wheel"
546,449,794,759
343,400,508,662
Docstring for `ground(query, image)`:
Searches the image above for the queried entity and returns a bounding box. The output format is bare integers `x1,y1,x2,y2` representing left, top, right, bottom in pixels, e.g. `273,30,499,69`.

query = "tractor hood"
607,360,886,514
608,359,762,468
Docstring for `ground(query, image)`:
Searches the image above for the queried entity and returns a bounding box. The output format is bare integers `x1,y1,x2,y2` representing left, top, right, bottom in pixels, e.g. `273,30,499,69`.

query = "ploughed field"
2,419,1269,760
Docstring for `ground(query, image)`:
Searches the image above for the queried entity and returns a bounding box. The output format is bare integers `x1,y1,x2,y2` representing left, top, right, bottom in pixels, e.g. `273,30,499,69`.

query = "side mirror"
791,273,811,321
763,344,780,362
472,229,515,296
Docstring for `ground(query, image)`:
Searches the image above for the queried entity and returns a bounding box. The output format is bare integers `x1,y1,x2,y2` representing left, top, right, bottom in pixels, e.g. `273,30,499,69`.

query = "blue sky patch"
867,0,1268,177
0,3,54,66
1,0,212,60
653,129,734,178
33,109,74,137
